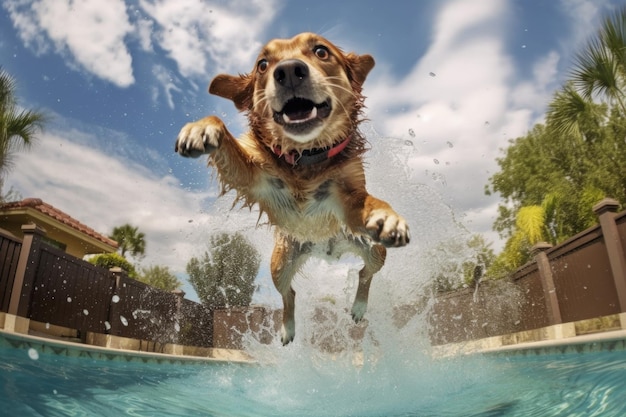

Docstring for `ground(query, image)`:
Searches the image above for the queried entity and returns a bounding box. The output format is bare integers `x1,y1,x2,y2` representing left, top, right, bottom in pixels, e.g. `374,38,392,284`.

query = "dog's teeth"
282,106,318,124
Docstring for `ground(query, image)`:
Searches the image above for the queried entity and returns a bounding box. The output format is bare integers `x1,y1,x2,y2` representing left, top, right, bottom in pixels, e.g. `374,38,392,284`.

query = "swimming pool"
2,330,626,416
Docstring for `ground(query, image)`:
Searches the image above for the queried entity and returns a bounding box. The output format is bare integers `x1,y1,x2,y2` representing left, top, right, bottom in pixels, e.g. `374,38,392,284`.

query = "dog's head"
209,32,375,157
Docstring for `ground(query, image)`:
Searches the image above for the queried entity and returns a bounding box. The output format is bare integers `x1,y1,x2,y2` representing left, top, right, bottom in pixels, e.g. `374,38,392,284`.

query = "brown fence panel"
178,299,213,348
213,307,279,349
110,276,178,344
511,262,550,332
29,245,115,334
0,230,22,312
429,279,530,344
548,227,620,322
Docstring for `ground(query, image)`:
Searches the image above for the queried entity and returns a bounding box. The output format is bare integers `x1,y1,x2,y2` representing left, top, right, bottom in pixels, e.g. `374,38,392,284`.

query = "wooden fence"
3,197,626,350
0,225,212,349
429,198,626,344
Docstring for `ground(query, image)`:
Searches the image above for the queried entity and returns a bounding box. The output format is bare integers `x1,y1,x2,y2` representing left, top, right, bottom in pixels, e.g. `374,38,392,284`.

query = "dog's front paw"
175,117,223,158
365,209,410,247
280,321,295,346
351,300,368,323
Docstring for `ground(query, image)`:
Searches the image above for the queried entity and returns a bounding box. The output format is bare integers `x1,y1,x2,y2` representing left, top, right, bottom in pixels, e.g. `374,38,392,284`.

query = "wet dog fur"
175,32,409,345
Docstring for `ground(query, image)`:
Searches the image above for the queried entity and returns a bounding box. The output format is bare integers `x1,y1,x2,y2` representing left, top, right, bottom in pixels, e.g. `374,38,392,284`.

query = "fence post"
8,224,46,318
171,289,185,347
593,198,626,312
107,267,123,335
532,242,562,325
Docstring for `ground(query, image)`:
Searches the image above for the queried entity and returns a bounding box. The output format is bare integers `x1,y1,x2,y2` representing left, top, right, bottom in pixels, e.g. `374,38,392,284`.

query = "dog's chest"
253,175,344,240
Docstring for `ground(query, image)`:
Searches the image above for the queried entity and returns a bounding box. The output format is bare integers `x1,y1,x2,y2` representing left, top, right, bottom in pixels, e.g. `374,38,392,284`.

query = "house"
0,198,117,258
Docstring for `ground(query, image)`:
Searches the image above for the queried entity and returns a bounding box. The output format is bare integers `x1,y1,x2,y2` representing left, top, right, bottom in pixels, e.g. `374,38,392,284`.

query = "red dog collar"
273,136,350,166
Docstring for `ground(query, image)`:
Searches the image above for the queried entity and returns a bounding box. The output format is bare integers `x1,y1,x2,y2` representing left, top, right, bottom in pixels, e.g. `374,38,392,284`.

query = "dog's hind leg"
351,242,386,322
271,233,311,345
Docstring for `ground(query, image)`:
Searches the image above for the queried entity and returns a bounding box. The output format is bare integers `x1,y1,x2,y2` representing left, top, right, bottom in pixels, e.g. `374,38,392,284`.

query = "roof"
0,198,118,248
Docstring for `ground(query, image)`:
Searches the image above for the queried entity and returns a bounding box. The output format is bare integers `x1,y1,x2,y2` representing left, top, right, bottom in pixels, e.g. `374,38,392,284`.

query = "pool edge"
0,328,256,365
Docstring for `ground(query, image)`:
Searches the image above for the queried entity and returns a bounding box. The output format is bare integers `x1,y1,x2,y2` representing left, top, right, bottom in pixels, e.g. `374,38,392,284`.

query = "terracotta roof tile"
0,198,118,248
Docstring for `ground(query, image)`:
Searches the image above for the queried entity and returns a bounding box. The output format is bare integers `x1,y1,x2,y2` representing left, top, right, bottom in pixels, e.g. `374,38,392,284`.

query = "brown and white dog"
175,33,409,345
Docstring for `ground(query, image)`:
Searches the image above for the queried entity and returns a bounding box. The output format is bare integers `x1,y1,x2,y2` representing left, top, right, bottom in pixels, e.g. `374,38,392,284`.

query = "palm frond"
599,6,626,77
546,84,587,137
570,7,626,112
516,205,545,245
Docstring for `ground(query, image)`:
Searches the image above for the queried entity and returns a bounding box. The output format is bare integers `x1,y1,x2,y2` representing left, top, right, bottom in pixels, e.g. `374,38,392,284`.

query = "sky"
0,0,622,304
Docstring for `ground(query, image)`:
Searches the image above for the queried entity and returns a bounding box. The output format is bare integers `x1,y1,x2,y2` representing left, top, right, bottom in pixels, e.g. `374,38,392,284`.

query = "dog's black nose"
273,59,309,89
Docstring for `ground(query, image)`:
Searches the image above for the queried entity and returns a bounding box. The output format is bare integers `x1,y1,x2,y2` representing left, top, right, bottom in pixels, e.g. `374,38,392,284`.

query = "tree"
571,6,626,112
486,107,625,273
88,252,138,278
138,265,182,292
187,232,261,309
110,224,146,259
488,6,626,275
549,7,626,135
0,68,47,200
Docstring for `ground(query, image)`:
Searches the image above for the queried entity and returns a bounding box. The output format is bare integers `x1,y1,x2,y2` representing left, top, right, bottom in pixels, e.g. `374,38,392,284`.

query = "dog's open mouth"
273,97,331,126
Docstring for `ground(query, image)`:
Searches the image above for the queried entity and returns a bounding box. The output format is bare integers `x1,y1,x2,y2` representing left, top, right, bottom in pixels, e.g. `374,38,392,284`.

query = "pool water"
2,332,626,417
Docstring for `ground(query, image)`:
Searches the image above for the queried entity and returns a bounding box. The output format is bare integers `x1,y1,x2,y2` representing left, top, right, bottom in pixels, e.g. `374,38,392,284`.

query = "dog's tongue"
283,106,317,123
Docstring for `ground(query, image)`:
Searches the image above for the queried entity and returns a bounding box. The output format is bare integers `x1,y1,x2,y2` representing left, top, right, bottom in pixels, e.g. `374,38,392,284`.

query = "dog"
175,32,409,345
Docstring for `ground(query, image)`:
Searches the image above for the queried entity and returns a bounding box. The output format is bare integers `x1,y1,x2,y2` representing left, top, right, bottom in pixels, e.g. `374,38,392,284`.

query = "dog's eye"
257,59,269,73
313,45,330,60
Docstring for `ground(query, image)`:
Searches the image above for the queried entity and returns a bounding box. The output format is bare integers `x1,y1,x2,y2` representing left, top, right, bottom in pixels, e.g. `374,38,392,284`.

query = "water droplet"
83,309,89,316
53,389,58,395
484,121,490,126
174,322,180,332
104,321,111,331
112,295,120,303
429,72,436,77
120,316,128,326
521,44,527,49
66,297,72,303
188,219,193,223
446,141,454,148
45,323,50,329
408,128,415,137
433,159,440,165
28,348,39,360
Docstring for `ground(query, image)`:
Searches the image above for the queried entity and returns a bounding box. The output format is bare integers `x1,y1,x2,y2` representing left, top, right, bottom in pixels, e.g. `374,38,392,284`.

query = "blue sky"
0,0,622,303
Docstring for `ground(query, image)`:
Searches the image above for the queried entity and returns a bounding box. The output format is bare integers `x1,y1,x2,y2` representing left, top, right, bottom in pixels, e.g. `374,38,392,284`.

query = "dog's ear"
209,74,253,111
345,53,375,86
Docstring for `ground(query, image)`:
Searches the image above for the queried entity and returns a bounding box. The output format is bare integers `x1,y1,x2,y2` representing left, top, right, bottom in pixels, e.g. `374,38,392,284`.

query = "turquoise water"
2,333,626,417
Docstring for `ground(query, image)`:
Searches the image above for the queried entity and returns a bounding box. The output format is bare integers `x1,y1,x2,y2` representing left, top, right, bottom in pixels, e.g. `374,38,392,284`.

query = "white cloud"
361,0,572,248
559,0,615,49
3,0,135,88
139,0,279,78
152,64,183,109
9,127,220,274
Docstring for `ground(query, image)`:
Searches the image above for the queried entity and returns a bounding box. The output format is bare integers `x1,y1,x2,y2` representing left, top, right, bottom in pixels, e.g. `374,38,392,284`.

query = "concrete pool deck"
433,312,626,357
3,311,626,363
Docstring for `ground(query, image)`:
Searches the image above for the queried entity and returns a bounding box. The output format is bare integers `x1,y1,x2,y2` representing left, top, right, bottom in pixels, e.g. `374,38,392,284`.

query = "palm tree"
0,68,46,198
548,7,626,137
571,6,626,112
110,224,146,259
